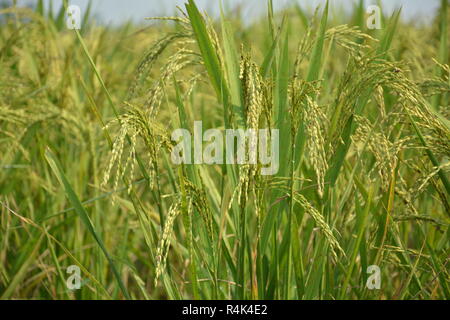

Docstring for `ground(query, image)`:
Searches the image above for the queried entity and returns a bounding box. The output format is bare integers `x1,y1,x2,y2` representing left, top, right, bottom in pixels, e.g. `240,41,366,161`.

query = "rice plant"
0,0,449,300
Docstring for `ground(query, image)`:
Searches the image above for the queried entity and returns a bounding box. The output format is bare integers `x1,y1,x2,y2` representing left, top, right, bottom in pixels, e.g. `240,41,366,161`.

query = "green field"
0,0,449,300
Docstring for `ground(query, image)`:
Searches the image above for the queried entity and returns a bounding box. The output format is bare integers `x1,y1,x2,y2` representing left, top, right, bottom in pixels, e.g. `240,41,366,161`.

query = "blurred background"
11,0,443,25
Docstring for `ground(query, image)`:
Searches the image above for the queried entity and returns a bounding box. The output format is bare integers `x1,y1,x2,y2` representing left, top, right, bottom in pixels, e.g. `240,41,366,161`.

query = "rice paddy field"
0,0,449,300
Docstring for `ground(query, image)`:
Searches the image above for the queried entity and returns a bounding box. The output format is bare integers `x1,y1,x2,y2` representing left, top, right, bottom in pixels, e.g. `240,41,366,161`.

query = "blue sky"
17,0,442,25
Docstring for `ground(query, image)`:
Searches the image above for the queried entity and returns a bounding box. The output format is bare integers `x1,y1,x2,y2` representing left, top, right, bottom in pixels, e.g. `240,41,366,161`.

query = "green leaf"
45,148,131,299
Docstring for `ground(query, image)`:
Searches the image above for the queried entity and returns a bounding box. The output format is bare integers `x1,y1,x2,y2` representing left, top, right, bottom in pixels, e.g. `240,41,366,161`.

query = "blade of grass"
407,113,450,196
45,148,131,299
185,0,230,127
339,185,373,299
432,0,448,111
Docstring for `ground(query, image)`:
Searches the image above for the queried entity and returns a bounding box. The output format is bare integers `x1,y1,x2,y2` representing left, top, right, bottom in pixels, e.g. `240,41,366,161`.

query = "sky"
15,0,442,25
